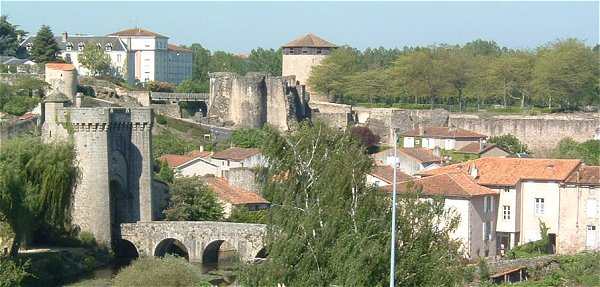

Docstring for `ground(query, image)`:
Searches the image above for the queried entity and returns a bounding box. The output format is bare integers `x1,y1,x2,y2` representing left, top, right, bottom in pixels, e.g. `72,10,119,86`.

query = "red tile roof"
401,127,486,139
45,63,75,71
419,157,581,186
383,172,498,198
212,147,261,161
205,177,269,205
370,166,412,184
283,33,337,48
565,165,600,185
397,147,441,164
159,150,210,168
109,28,166,38
457,143,508,155
168,44,192,52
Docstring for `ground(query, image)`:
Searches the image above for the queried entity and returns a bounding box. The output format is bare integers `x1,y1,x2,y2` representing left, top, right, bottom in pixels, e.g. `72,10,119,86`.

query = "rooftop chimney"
469,163,479,179
199,145,204,152
62,32,68,43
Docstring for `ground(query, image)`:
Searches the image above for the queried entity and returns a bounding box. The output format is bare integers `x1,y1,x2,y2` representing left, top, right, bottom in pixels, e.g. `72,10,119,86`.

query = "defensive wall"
0,116,38,146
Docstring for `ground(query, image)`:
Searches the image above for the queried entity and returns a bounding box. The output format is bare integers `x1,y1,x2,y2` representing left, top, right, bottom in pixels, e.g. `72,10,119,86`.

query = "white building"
401,126,487,151
20,28,192,84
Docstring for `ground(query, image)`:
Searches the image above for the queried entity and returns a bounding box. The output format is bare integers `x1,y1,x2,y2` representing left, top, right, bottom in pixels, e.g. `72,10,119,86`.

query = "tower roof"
282,33,337,48
108,28,167,38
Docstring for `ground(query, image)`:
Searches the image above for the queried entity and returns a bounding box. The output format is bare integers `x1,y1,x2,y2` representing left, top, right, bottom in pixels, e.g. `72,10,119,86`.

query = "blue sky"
1,1,598,53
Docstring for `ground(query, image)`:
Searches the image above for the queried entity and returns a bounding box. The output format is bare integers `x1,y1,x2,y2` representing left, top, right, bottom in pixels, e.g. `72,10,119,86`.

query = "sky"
1,1,598,53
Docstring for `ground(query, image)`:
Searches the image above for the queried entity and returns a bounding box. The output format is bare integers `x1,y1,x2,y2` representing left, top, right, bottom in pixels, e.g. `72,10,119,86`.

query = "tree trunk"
458,88,463,112
9,233,22,258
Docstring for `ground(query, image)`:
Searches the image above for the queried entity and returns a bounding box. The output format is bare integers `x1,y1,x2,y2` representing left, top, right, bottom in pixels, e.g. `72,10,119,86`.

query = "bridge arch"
202,240,239,264
255,247,268,259
114,239,139,260
154,238,189,261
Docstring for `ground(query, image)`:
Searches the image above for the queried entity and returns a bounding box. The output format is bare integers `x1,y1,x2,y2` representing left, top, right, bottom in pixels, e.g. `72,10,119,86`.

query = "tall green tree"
189,43,211,83
0,136,77,257
247,48,282,75
239,123,464,286
0,16,26,56
308,46,364,102
488,51,534,108
163,176,223,221
533,39,597,108
29,25,59,63
78,43,112,76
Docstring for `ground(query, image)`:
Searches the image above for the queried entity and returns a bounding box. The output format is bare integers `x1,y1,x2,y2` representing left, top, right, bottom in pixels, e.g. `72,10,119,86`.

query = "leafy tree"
553,138,600,165
0,258,30,286
0,16,26,56
29,25,59,63
443,48,473,110
308,46,364,102
343,68,395,104
230,127,268,148
488,51,534,108
156,161,174,183
247,48,282,75
152,130,197,159
239,123,464,286
175,79,208,93
462,39,502,56
228,206,267,224
78,44,112,76
13,76,48,97
533,39,597,108
350,126,380,148
488,134,528,154
208,51,248,75
147,81,175,92
189,43,211,83
163,176,223,221
0,136,77,257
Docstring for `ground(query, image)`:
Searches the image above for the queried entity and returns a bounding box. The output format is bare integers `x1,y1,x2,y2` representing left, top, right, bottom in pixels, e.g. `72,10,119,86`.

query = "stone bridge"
119,221,267,263
150,92,209,103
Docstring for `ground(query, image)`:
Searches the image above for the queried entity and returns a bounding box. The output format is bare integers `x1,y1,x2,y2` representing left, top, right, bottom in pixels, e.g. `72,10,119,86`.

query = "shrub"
0,258,30,287
231,127,268,148
78,231,96,248
477,257,490,282
228,206,268,224
163,177,223,221
155,114,168,125
350,126,380,148
147,81,175,92
112,256,210,287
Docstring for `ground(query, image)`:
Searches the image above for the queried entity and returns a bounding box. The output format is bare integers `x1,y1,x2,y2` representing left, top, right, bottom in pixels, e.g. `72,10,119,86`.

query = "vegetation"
156,161,175,183
0,136,77,257
228,206,267,224
28,25,60,63
230,127,269,148
112,256,210,287
308,39,599,111
0,16,27,57
152,130,197,159
163,176,223,221
0,258,30,287
488,134,529,154
552,138,600,165
350,126,380,149
507,220,550,259
78,44,112,76
147,81,175,92
0,79,46,116
239,122,464,286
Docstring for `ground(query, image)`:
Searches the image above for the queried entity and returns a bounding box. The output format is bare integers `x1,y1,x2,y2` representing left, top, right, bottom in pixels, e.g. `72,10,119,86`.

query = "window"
503,205,511,220
504,187,510,193
483,221,491,241
587,199,598,217
66,42,73,51
586,225,597,249
78,42,85,51
117,54,122,62
316,49,322,54
26,43,33,51
484,196,494,214
535,198,545,215
105,43,112,52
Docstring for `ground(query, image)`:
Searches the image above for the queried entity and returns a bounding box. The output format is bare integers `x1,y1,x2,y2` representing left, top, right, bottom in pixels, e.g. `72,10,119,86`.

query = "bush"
488,134,529,155
228,206,268,224
78,231,96,248
147,81,175,92
1,95,39,116
163,177,223,221
231,127,268,148
155,114,168,125
350,126,380,148
0,258,30,287
112,256,210,287
477,257,490,282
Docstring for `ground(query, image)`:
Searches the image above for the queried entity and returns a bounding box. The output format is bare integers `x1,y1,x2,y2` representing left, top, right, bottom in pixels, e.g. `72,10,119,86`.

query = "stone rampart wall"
0,117,38,146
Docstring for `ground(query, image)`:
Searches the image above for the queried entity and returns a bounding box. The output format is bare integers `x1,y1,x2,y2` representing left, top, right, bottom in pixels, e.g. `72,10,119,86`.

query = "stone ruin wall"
207,72,309,131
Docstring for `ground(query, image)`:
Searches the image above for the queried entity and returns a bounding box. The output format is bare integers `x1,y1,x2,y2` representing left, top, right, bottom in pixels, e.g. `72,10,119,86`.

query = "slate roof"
205,177,269,205
283,33,337,48
369,165,412,184
457,143,508,155
565,165,600,185
419,157,582,186
383,172,499,199
109,28,167,38
211,147,261,161
401,127,486,139
20,35,127,52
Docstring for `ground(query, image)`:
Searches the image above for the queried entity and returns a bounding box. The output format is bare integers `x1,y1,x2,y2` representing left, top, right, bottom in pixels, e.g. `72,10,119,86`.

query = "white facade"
208,154,265,177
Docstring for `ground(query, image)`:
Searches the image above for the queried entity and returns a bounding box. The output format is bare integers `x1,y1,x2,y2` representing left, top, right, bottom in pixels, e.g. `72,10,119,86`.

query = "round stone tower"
45,63,78,101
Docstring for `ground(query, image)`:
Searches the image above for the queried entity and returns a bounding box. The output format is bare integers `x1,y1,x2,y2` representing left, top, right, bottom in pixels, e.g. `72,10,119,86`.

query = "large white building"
20,28,192,84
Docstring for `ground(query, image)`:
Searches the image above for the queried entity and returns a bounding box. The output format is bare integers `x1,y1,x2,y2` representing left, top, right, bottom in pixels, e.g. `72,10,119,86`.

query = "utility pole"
389,126,397,287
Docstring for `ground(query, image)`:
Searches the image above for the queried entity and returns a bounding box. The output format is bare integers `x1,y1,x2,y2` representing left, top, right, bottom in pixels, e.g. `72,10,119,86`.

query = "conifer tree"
29,25,59,63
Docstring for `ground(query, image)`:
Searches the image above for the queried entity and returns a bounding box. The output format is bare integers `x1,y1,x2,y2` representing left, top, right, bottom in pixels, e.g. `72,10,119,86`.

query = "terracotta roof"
212,147,261,161
398,148,441,164
457,143,507,155
168,44,192,52
109,28,167,38
159,150,210,168
370,166,412,184
383,172,498,198
45,63,75,71
419,157,582,186
283,33,337,48
205,177,269,205
565,165,600,185
401,127,486,139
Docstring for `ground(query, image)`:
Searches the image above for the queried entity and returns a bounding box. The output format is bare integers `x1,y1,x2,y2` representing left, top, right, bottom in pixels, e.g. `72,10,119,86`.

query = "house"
204,176,269,218
455,143,511,159
19,28,192,84
366,165,412,187
209,147,264,176
159,150,216,177
418,157,600,254
382,172,500,259
401,126,486,150
372,147,442,175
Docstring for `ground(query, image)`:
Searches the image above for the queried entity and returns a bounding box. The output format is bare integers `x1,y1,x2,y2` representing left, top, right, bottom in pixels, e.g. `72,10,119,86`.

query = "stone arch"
154,238,189,261
255,247,268,259
202,240,239,265
109,150,134,225
114,239,139,261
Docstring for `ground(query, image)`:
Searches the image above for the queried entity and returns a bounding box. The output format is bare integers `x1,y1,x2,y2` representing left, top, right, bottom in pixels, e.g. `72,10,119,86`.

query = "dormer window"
96,43,102,49
66,42,73,51
26,43,33,51
78,42,85,51
105,43,112,52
